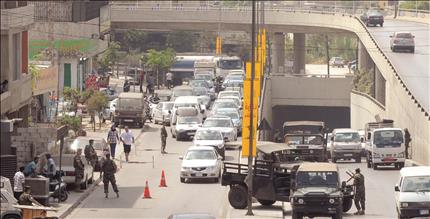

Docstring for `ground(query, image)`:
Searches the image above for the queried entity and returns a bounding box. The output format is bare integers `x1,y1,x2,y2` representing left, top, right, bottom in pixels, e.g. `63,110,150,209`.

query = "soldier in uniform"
161,124,168,154
73,148,85,192
19,186,43,206
101,154,119,198
85,139,98,168
353,168,366,215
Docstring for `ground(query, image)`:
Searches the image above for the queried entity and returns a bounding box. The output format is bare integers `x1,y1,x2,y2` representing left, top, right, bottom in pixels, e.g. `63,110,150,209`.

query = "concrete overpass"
109,2,429,165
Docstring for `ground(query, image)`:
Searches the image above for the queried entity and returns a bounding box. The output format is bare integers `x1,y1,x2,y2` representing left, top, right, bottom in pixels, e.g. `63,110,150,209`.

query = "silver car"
390,32,415,53
180,146,223,183
203,116,237,142
193,128,225,159
212,108,242,135
153,101,174,125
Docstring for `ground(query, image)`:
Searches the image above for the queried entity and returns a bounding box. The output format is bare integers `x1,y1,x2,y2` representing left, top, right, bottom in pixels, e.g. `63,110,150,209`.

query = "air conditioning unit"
0,120,13,132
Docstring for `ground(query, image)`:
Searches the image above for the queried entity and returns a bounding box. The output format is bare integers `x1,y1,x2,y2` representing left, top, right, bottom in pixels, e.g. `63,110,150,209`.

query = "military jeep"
290,162,353,219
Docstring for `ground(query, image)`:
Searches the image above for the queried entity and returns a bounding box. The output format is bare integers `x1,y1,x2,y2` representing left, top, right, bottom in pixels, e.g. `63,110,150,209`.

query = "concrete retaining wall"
350,90,386,130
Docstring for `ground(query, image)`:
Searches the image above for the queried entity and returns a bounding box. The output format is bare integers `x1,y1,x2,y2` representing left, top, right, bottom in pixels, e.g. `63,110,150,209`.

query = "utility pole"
246,0,256,216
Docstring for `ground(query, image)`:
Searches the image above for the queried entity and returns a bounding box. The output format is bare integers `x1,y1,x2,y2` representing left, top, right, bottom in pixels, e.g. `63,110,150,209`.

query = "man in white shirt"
120,126,135,162
13,167,25,200
166,72,173,89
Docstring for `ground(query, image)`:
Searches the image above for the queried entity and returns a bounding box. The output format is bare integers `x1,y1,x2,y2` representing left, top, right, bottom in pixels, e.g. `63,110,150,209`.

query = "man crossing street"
102,154,119,198
161,124,168,154
73,148,85,192
353,168,366,215
120,126,134,162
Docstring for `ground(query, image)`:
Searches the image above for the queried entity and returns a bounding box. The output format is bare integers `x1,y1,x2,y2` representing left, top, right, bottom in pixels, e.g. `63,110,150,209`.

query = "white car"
218,90,242,100
180,146,223,183
218,96,242,108
212,108,242,135
329,57,345,68
203,117,237,142
153,101,174,125
210,99,239,117
395,166,430,219
193,128,226,158
174,115,203,141
101,98,118,122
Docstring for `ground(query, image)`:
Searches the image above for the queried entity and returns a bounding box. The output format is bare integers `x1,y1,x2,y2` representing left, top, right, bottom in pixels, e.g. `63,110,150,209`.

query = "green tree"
58,115,82,137
29,63,41,90
145,48,176,88
86,91,108,131
102,41,121,77
63,87,80,113
353,69,373,96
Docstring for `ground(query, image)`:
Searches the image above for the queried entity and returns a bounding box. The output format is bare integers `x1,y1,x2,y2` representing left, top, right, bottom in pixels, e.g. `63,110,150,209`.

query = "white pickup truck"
365,120,405,170
1,176,22,219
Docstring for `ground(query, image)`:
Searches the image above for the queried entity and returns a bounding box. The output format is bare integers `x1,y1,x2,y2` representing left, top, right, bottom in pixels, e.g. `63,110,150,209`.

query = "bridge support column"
293,33,306,74
271,32,285,73
358,41,372,72
374,67,386,105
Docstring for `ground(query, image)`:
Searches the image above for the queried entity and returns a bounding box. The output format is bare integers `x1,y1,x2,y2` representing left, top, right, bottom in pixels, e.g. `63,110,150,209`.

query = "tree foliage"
100,41,121,74
400,1,429,10
58,115,82,136
353,69,373,96
145,48,176,87
86,91,108,131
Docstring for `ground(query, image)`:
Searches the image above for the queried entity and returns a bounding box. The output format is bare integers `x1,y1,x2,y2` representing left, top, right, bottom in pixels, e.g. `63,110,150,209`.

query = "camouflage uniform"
73,154,85,190
84,144,98,168
18,193,33,205
160,126,168,153
102,159,119,195
353,173,366,212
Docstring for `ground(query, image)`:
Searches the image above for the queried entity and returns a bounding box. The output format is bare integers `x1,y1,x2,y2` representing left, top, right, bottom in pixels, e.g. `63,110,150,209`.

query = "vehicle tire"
366,155,371,168
398,212,406,219
399,162,405,169
392,47,396,52
59,188,68,202
291,210,302,219
332,211,343,219
180,177,185,183
3,215,21,219
80,175,88,190
257,199,276,206
332,157,337,163
355,156,361,163
342,198,353,212
411,48,415,53
373,164,378,170
380,23,383,27
228,184,248,209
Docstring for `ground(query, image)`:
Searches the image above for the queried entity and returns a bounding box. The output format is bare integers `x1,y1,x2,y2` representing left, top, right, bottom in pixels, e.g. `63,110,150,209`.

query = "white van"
330,129,362,163
395,166,430,219
171,107,203,140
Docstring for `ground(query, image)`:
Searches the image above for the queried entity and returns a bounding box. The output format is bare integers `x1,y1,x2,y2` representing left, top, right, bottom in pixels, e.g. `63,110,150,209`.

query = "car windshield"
225,75,243,81
216,111,239,120
204,119,232,128
118,98,142,110
173,89,193,97
213,102,238,109
195,130,223,140
195,74,211,80
177,117,200,125
185,150,217,160
219,60,243,69
374,130,403,147
297,171,339,188
66,139,104,154
225,81,243,87
220,92,240,98
401,176,430,192
174,103,195,108
193,88,208,96
190,80,209,88
396,33,413,38
286,135,323,145
163,103,174,110
334,133,360,143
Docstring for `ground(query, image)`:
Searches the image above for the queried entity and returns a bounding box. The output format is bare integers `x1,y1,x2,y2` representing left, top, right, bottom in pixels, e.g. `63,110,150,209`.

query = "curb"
58,177,102,219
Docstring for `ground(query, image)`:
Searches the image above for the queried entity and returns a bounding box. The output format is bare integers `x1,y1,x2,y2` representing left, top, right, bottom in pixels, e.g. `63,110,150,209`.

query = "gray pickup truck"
113,92,146,128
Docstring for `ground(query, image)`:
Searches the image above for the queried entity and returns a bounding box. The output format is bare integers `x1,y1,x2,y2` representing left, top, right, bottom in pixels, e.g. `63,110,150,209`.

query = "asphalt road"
367,18,430,112
65,121,403,219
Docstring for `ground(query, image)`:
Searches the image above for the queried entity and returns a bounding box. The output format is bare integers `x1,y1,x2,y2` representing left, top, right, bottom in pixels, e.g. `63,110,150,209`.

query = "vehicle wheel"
332,211,343,219
398,212,406,219
342,198,353,212
214,176,220,183
228,184,248,209
355,156,361,163
399,162,405,169
80,175,88,190
180,177,185,183
366,156,371,168
380,23,383,27
3,215,21,219
373,164,378,170
392,47,396,52
411,48,415,53
332,157,337,163
292,210,303,219
59,189,68,202
257,199,276,206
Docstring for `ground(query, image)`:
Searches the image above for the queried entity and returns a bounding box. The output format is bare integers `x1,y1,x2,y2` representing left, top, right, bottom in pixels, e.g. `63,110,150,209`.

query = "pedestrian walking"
107,126,120,159
404,128,411,159
139,71,145,93
24,156,39,177
146,73,155,94
73,148,85,192
353,168,366,215
19,186,43,206
120,126,134,162
166,72,173,89
45,153,57,179
161,124,168,154
101,154,119,198
85,139,98,168
13,167,25,200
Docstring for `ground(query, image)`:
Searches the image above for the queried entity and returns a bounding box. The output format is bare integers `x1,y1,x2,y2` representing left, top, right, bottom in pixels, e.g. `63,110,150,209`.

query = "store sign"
33,65,58,96
29,39,96,60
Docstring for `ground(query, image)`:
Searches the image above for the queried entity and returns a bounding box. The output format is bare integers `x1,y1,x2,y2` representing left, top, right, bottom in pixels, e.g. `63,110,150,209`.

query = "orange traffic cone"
159,170,168,187
142,180,152,199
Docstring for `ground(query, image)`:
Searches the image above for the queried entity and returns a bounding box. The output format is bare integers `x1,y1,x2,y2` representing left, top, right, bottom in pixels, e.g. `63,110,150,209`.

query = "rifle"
346,170,355,183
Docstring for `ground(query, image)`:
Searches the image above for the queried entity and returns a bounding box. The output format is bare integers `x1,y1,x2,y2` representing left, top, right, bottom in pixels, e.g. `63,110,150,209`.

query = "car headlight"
401,202,409,208
329,198,335,204
298,198,304,204
207,166,216,171
181,166,191,171
309,150,314,154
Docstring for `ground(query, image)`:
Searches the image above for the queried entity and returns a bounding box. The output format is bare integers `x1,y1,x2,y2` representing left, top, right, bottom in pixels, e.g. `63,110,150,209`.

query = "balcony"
0,4,34,31
1,74,32,115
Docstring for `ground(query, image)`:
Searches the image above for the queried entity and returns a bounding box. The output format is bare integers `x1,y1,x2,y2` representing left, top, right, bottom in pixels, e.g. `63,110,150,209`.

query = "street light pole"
246,0,256,216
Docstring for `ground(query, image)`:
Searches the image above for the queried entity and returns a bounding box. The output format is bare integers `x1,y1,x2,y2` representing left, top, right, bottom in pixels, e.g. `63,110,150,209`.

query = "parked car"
329,57,345,68
203,116,237,142
68,136,110,171
193,128,226,159
360,9,384,27
395,166,430,219
101,98,118,122
390,32,415,53
1,177,21,219
100,87,118,101
153,101,174,125
179,146,223,183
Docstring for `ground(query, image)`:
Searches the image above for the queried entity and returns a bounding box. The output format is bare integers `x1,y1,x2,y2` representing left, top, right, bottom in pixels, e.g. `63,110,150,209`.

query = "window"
12,33,21,81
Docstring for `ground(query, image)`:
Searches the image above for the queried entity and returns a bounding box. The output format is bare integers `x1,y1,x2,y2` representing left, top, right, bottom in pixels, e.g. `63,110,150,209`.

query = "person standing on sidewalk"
85,139,98,168
73,148,85,192
107,126,120,159
102,154,119,198
404,128,411,159
166,71,173,89
353,168,366,215
160,124,168,154
13,167,25,200
120,126,134,162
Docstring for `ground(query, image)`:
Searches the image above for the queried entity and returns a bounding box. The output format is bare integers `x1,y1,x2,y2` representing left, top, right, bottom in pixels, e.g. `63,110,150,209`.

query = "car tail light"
65,171,75,176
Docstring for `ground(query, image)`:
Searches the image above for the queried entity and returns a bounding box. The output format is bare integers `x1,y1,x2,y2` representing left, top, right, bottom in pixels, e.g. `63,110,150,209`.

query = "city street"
65,122,401,219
